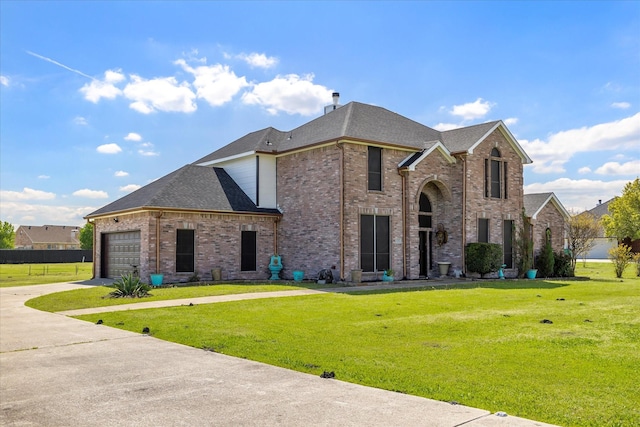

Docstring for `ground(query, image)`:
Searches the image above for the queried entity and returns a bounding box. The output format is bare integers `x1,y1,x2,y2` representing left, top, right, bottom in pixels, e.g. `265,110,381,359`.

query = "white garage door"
102,231,141,278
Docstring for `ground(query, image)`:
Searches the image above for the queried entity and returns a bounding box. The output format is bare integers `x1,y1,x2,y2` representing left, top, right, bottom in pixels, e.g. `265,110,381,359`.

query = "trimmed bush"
465,243,503,278
553,251,574,277
536,241,555,278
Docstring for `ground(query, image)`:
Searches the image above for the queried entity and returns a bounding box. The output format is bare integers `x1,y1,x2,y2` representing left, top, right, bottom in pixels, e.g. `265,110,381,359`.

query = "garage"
100,231,141,278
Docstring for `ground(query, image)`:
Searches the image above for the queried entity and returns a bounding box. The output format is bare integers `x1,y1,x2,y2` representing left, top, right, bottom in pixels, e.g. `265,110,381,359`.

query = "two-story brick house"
86,98,542,283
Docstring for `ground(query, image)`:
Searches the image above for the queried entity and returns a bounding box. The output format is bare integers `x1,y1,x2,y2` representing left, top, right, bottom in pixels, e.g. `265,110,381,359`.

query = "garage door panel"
103,231,141,279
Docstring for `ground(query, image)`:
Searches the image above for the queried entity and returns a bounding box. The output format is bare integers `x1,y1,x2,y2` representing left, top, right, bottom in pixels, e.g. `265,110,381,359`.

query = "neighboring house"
14,225,81,250
523,193,570,256
582,198,639,259
87,97,548,283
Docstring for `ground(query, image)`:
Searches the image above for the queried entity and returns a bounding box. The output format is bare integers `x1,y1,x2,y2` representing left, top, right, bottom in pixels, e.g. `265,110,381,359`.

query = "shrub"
536,241,555,278
608,244,632,278
109,274,151,298
633,253,640,277
553,251,574,277
465,243,502,278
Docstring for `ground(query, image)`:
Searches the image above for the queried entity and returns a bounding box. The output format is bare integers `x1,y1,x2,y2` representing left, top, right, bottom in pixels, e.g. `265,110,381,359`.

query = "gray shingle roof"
195,102,528,165
86,165,280,217
195,102,444,164
585,198,613,219
16,225,80,244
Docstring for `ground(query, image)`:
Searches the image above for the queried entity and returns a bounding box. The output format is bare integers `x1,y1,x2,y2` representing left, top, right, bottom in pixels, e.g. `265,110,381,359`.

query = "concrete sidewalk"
1,282,558,427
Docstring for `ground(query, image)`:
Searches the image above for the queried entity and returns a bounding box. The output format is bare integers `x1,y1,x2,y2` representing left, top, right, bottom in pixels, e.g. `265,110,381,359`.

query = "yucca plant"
109,274,151,298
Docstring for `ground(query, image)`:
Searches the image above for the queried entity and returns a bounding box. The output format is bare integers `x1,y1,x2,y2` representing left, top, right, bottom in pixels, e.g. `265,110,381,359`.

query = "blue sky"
1,1,638,227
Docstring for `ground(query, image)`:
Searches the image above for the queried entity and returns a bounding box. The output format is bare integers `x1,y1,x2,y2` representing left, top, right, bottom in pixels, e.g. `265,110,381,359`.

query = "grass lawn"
25,282,329,312
0,263,93,287
69,263,640,427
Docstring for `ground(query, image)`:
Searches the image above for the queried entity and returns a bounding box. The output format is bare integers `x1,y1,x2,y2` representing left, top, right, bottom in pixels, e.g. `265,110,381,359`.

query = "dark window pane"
419,193,432,212
418,214,432,228
241,231,257,271
176,229,194,272
478,219,489,243
360,215,374,272
368,146,382,191
491,148,501,157
376,216,390,271
503,162,508,199
491,159,501,198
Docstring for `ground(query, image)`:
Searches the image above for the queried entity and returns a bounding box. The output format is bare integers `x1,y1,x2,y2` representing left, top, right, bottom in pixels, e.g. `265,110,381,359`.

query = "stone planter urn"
211,268,222,281
437,262,451,277
351,269,362,283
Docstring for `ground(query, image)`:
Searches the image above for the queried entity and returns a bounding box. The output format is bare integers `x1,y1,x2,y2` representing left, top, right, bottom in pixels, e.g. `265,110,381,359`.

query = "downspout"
336,141,345,280
90,219,96,279
154,211,163,274
461,155,467,273
399,169,408,279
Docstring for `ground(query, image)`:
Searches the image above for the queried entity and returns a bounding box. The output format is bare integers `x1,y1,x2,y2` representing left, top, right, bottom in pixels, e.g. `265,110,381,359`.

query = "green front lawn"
0,263,93,287
71,264,639,427
25,282,327,312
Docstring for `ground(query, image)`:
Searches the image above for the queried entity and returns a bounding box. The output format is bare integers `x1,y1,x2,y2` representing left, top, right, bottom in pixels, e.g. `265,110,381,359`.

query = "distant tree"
79,222,94,250
602,178,640,241
0,221,15,249
567,212,600,272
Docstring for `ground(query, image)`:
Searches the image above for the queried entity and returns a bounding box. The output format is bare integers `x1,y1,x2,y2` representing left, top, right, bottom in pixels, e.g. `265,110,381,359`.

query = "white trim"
196,150,256,166
467,121,533,164
528,193,571,220
398,142,456,171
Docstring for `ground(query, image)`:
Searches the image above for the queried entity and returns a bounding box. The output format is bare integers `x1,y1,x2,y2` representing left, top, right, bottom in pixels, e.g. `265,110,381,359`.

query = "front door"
419,230,433,277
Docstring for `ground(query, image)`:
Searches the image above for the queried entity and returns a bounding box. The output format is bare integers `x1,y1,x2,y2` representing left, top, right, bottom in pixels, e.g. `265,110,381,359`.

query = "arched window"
546,228,552,246
419,193,432,228
485,148,508,199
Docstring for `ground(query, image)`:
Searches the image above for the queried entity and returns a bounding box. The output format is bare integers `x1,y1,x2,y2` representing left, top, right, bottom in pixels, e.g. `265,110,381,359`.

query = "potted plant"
382,268,395,282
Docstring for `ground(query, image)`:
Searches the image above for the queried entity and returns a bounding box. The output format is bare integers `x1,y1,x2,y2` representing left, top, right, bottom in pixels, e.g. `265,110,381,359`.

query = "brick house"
14,225,81,250
86,98,549,283
523,192,570,257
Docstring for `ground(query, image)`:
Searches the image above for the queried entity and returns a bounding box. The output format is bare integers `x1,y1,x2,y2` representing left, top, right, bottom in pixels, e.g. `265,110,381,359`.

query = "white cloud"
73,116,88,126
96,143,122,154
241,74,332,115
114,170,129,177
450,98,494,120
119,184,141,192
611,102,631,109
79,69,125,103
175,59,248,107
433,122,461,131
578,166,592,174
124,132,142,141
0,75,9,86
0,201,93,227
504,117,519,126
237,52,278,68
521,112,640,173
594,159,640,175
123,74,197,114
38,175,50,179
524,178,628,212
72,189,108,199
138,149,159,156
0,188,56,201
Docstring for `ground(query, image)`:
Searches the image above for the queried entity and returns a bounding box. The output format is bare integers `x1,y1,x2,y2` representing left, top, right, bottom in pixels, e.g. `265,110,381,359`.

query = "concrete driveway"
0,282,558,426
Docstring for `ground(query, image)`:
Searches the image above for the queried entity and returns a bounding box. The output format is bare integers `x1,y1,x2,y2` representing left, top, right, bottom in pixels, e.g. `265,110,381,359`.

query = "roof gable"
398,142,456,170
524,192,570,220
442,121,532,164
86,165,279,218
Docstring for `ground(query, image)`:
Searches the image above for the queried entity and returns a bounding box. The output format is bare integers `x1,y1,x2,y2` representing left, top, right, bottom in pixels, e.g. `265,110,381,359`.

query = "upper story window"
368,146,382,191
485,148,508,199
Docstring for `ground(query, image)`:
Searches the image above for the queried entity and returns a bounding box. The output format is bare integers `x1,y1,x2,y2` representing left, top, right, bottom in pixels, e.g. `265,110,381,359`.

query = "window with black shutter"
360,215,390,272
241,231,257,271
368,146,382,191
176,229,195,272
